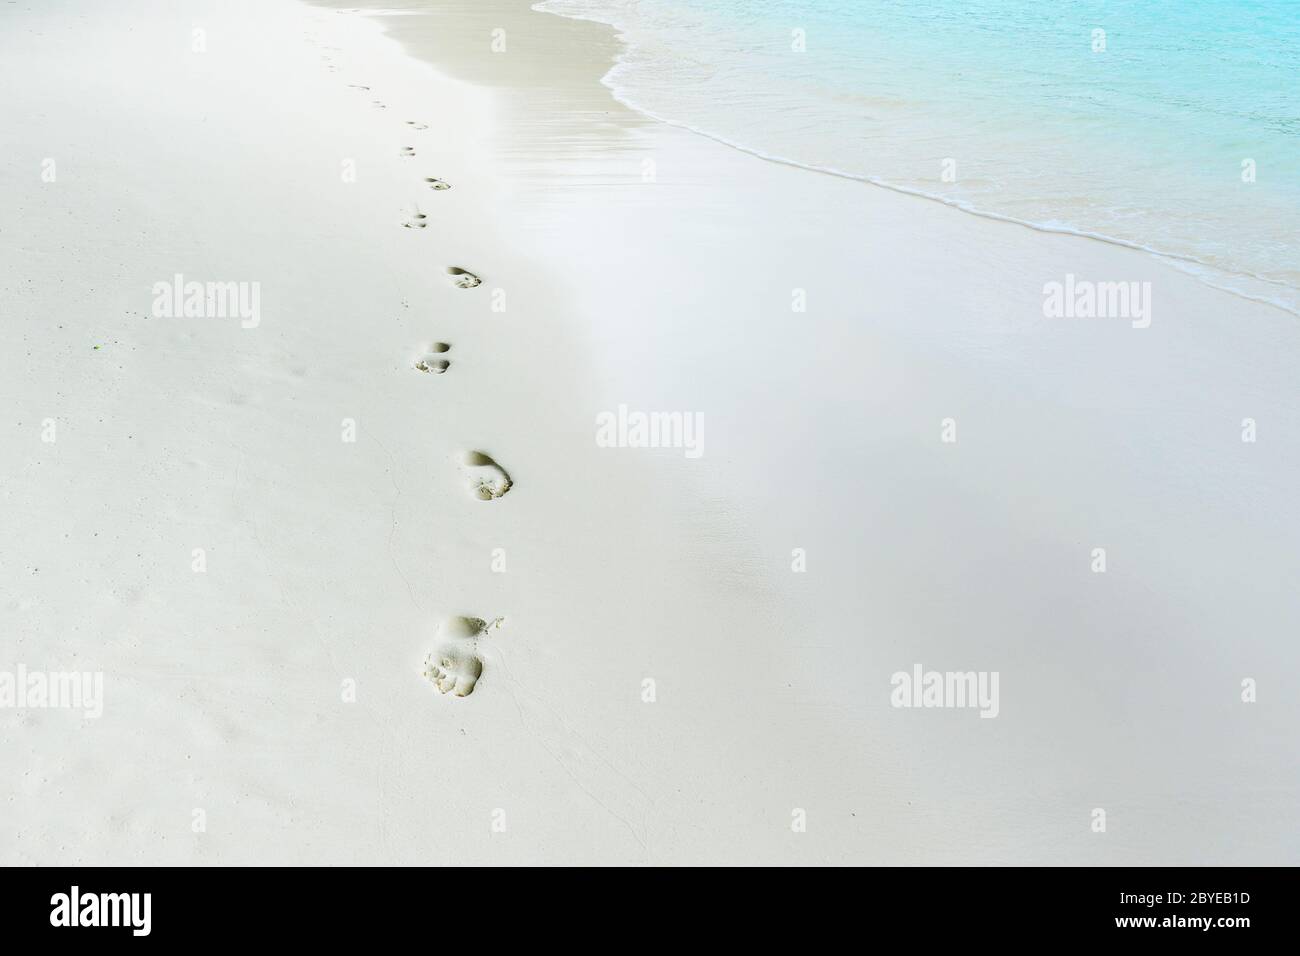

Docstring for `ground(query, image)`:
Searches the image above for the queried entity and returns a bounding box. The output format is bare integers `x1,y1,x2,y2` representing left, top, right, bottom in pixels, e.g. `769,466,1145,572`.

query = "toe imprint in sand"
425,178,452,191
446,266,481,289
413,343,450,374
401,209,428,230
423,644,483,697
460,450,511,500
422,615,504,698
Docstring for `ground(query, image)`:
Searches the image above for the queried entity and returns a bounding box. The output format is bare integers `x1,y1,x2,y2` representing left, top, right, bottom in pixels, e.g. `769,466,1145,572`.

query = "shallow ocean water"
539,0,1300,311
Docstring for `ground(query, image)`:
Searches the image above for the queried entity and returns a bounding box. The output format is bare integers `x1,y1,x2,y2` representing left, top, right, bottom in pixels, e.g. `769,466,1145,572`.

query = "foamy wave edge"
533,0,1298,318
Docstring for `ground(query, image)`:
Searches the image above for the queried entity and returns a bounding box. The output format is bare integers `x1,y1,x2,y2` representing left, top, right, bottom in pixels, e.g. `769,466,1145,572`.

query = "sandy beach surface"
2,0,1297,865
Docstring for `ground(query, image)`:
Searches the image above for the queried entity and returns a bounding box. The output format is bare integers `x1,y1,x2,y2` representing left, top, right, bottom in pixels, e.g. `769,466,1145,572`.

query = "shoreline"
533,0,1300,318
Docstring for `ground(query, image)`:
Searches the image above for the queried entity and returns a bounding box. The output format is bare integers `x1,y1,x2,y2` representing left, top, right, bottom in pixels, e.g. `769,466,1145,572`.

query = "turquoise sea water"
539,0,1300,311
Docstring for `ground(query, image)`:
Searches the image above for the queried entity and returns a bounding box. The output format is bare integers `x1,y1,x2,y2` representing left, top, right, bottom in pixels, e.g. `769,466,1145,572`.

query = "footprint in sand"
401,209,428,230
424,643,482,697
460,451,511,500
446,266,481,289
405,120,429,131
347,84,370,91
422,615,504,697
413,342,450,374
373,101,388,110
400,146,416,157
425,177,452,191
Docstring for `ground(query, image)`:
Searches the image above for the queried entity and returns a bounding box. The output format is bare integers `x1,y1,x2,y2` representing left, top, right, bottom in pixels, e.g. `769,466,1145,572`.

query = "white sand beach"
1,0,1297,865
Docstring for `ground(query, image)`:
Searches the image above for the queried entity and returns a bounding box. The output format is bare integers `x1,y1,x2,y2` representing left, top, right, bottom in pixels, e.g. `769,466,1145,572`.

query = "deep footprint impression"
402,209,427,229
446,266,480,289
460,450,511,500
414,342,450,373
425,177,451,191
422,615,504,698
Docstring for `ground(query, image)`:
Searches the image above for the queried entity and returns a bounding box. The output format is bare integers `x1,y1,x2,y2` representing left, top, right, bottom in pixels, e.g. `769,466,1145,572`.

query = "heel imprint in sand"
446,266,481,289
422,615,505,698
460,450,511,500
413,342,450,374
